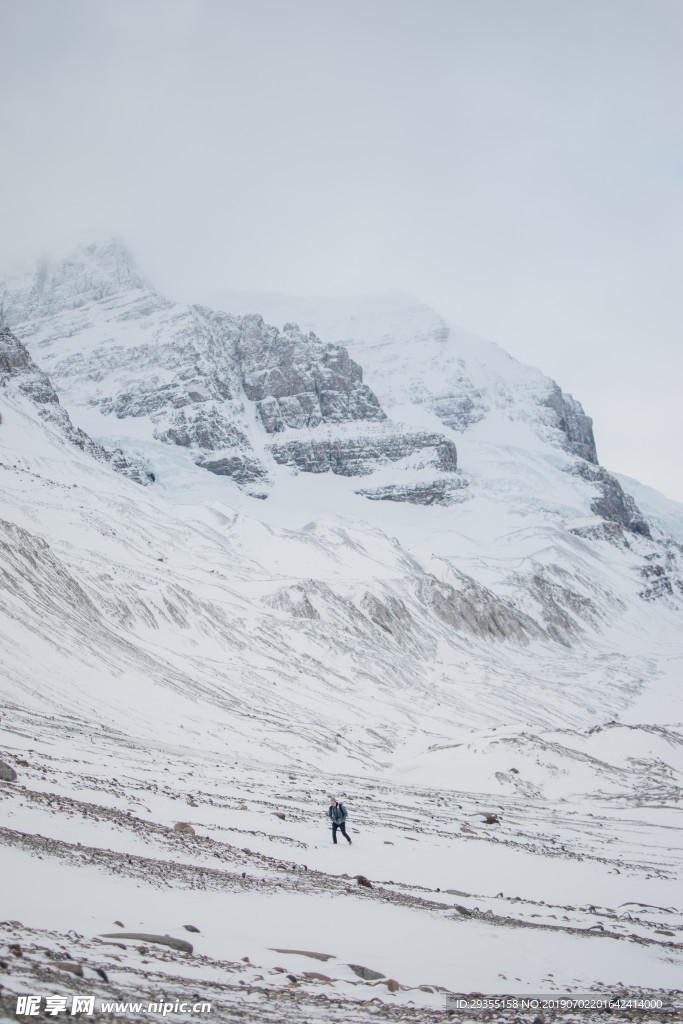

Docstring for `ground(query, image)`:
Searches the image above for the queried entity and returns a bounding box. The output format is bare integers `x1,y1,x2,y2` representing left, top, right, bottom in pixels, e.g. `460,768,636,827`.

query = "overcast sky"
1,0,681,500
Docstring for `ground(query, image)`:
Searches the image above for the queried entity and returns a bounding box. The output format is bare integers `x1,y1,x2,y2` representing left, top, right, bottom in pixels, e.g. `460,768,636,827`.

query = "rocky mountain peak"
0,236,151,327
0,250,465,502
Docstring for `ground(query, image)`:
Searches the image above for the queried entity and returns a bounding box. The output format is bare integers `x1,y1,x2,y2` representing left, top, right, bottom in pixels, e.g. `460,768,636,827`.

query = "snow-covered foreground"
1,722,682,1022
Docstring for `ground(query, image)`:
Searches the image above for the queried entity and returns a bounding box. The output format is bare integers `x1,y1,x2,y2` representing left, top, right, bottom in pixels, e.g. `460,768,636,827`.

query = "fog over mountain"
1,0,682,502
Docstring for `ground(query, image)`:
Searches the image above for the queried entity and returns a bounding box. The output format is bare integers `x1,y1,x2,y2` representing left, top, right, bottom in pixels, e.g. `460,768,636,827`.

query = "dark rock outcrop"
575,462,650,537
238,319,386,432
348,964,385,981
544,385,598,463
268,432,457,478
197,452,269,485
0,760,17,782
356,478,467,506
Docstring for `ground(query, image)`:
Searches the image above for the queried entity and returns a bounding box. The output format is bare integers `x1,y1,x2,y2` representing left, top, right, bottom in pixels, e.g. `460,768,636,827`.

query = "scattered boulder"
480,812,500,824
99,933,193,954
0,761,17,783
114,921,125,928
461,826,476,834
53,962,84,978
444,889,468,897
348,964,385,981
302,971,332,982
273,812,286,820
173,822,195,835
183,925,200,933
354,875,372,888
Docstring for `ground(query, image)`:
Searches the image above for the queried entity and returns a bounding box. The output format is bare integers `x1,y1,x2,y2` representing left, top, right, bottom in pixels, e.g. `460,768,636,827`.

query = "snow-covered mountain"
0,239,681,1019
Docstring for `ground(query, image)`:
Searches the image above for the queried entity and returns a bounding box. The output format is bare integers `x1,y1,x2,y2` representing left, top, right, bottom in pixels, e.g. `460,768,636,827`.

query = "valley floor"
1,720,681,1023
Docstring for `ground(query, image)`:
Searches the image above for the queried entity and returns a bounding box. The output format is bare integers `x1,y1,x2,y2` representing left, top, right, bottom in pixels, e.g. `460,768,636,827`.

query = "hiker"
328,797,352,844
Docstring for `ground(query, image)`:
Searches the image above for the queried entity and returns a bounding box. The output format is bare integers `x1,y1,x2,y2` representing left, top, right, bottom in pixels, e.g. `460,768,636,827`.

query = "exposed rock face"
356,478,467,506
0,327,152,485
575,462,650,538
0,760,17,782
268,432,457,477
506,566,606,646
544,385,598,463
414,574,543,644
196,451,269,485
639,543,683,601
238,319,386,432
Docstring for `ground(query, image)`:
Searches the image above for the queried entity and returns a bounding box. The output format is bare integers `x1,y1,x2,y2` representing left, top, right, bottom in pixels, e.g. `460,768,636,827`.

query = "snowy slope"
0,241,682,1019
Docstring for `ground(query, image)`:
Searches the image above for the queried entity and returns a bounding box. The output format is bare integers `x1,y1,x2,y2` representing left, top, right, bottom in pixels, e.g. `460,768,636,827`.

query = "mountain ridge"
0,239,652,536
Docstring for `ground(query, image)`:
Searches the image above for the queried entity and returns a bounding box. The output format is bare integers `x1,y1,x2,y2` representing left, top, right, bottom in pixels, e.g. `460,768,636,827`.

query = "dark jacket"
328,802,347,825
